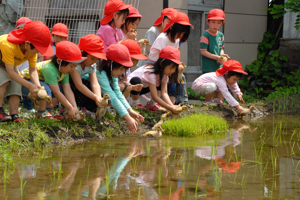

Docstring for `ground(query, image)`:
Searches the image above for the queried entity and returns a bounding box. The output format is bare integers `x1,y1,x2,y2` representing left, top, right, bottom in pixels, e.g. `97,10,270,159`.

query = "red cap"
216,60,248,76
16,17,31,28
159,46,181,65
106,44,133,67
127,6,142,18
207,9,225,21
78,34,107,60
56,41,87,63
121,39,148,60
8,21,54,57
51,23,68,37
100,0,132,25
153,8,177,26
163,12,194,32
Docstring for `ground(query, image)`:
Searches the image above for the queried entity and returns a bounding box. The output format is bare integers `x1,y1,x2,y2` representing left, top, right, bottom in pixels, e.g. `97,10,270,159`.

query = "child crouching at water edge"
95,44,144,133
128,46,182,114
192,60,247,114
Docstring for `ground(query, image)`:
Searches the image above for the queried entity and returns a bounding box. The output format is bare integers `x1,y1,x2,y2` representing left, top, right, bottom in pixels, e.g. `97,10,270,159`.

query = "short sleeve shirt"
148,32,179,62
41,61,69,85
200,30,224,72
75,63,96,77
96,24,121,54
0,34,37,71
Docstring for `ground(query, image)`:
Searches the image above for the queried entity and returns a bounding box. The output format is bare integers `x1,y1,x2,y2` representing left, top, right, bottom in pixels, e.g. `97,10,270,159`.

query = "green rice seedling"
77,179,82,200
87,163,90,180
195,176,200,198
169,184,172,200
20,176,26,199
138,187,142,200
162,114,228,137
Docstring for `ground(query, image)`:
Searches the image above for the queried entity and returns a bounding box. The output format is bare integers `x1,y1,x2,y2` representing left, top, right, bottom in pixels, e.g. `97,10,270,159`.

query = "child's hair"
98,59,128,82
226,71,243,78
108,9,130,26
51,55,71,69
121,17,141,31
147,58,179,84
166,23,190,43
29,43,35,50
81,50,89,57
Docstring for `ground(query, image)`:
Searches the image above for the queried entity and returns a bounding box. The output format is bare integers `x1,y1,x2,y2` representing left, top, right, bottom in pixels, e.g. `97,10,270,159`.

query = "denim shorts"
168,82,177,97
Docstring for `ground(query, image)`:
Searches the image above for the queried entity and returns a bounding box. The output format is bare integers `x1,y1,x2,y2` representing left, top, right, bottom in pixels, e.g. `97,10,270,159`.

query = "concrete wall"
224,0,268,67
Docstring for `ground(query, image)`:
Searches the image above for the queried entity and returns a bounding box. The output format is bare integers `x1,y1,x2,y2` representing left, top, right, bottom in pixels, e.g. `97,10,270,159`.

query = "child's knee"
125,84,132,93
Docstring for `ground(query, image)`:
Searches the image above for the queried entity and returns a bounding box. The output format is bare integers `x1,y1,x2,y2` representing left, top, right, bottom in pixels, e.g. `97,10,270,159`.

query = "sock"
46,108,52,112
11,114,19,121
38,110,45,114
149,99,154,105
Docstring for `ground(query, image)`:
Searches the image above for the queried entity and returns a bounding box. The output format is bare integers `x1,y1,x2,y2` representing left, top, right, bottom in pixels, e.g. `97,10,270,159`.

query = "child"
51,23,68,55
137,8,177,67
22,41,86,120
191,60,246,113
69,34,107,112
96,0,134,53
117,6,142,40
0,21,53,122
200,9,230,73
128,46,182,114
16,17,31,29
96,44,144,133
149,11,193,104
119,39,147,104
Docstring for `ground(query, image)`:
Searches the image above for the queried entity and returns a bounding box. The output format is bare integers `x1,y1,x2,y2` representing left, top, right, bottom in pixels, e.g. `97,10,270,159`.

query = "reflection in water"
0,115,300,199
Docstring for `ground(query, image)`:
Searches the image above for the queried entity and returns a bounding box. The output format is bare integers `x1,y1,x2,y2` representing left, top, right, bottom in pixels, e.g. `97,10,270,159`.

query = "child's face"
82,54,98,67
53,35,67,45
126,18,140,32
131,58,138,66
225,74,240,85
25,42,39,55
113,13,126,28
175,32,185,40
60,62,77,75
163,64,177,76
162,17,170,30
207,20,224,33
112,66,127,78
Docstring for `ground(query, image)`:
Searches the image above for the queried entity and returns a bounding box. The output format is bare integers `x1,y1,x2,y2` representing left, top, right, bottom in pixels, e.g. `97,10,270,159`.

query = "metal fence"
17,0,140,43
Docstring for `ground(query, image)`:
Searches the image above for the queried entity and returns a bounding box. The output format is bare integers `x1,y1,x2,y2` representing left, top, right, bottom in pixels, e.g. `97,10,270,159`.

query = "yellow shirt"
0,34,37,71
20,60,50,81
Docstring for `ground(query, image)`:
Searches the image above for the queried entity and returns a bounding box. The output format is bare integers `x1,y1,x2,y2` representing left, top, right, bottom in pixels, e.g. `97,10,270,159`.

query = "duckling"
177,62,187,84
137,39,149,55
143,126,164,138
62,111,86,121
239,106,256,119
28,86,52,108
171,105,190,119
152,112,170,130
218,56,228,64
96,94,110,123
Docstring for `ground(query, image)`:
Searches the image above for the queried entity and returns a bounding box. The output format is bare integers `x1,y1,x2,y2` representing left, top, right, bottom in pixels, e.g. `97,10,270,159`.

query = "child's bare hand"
95,96,104,108
238,95,245,104
126,117,138,133
236,105,244,114
68,107,76,119
221,54,230,59
126,30,137,40
129,109,145,122
29,84,40,98
170,105,181,115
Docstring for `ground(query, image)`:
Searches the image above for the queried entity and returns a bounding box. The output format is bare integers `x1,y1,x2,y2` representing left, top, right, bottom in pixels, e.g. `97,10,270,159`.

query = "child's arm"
149,82,180,114
228,83,244,104
62,83,78,109
200,50,222,63
29,66,41,87
70,70,102,107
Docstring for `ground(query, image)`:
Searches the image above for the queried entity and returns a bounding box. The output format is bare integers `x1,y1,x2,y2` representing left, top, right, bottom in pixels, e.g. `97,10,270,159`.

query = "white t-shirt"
148,32,180,62
75,63,96,77
128,65,168,88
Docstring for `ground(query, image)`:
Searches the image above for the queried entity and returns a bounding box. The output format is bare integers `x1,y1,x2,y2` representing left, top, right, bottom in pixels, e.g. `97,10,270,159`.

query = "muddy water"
0,115,299,200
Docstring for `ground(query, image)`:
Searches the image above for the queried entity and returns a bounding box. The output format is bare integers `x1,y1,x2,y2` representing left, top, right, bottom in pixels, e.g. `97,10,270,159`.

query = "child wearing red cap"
117,6,142,40
128,46,182,113
51,23,68,55
96,44,144,133
118,39,147,105
192,60,247,113
21,41,86,120
137,8,177,67
200,8,230,73
69,34,107,112
96,0,134,53
0,21,53,122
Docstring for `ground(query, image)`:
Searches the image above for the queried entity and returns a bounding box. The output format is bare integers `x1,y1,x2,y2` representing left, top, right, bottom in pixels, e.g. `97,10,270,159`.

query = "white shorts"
194,83,218,95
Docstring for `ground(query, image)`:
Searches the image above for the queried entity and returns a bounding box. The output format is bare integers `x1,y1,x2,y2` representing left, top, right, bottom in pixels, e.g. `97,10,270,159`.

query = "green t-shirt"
40,61,69,85
200,30,224,73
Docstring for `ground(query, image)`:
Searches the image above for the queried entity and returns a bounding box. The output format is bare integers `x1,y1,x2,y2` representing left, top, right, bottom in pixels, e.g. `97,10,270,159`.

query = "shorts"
0,66,22,97
195,83,218,95
167,82,176,97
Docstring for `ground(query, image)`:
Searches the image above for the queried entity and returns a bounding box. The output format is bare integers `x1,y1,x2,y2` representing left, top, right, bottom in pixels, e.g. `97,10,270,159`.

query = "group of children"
0,0,248,133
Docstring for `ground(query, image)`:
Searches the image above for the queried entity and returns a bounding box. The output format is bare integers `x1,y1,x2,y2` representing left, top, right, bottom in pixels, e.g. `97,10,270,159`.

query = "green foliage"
162,114,228,137
187,88,205,100
268,0,300,30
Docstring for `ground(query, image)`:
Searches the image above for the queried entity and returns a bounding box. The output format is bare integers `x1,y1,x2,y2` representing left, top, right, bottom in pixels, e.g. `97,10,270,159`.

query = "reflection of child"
192,60,247,113
200,9,230,73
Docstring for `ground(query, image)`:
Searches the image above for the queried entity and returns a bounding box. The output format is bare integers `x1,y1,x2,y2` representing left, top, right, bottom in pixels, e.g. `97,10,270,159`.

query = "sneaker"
204,100,218,106
146,102,161,111
13,118,27,123
52,114,64,120
37,111,58,121
131,102,144,109
213,98,227,106
0,111,12,122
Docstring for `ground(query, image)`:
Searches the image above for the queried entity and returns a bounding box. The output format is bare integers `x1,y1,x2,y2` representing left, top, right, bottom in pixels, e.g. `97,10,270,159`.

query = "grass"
162,113,228,137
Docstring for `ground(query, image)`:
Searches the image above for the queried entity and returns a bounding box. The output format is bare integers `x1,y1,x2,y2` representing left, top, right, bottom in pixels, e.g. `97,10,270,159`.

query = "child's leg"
0,82,9,107
215,90,224,100
8,95,20,115
118,81,132,99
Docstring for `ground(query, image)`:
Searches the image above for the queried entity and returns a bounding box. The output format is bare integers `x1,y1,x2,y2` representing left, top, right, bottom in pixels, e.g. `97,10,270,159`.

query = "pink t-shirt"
148,32,179,62
192,72,242,107
116,29,126,40
128,65,169,88
96,24,121,54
